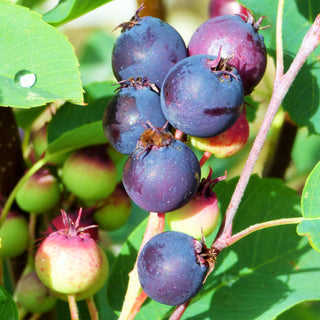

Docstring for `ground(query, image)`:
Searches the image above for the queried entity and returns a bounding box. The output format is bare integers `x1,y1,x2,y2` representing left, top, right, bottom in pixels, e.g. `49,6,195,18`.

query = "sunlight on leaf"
298,161,320,251
0,1,83,108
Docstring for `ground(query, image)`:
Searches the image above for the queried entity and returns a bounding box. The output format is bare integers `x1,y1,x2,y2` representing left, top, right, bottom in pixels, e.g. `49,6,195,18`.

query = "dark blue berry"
103,78,167,154
112,11,187,88
137,231,208,305
122,125,200,213
161,54,244,138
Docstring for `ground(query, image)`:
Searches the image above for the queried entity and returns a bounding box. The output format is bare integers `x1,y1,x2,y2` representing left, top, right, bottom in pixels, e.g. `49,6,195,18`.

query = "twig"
213,13,320,252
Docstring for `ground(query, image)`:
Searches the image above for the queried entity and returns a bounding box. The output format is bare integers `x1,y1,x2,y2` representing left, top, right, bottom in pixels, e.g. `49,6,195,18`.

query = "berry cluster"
103,4,267,307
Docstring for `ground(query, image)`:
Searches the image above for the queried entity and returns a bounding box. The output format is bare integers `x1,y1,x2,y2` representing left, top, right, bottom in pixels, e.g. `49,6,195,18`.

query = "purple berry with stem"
112,5,188,88
122,123,201,213
137,231,216,305
103,77,167,155
161,53,244,138
188,13,267,94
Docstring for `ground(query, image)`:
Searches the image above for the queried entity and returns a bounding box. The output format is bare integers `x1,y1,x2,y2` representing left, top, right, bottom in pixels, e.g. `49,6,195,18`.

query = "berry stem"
168,300,190,320
199,151,212,167
119,212,165,320
68,294,79,320
86,296,99,320
174,129,184,140
213,13,320,251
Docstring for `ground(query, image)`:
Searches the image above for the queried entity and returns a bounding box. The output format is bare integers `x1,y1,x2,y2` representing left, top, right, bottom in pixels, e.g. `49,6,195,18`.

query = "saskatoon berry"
35,210,108,296
62,145,117,202
161,54,244,137
190,108,249,158
122,124,200,213
15,270,57,314
188,14,267,94
112,6,187,88
137,231,209,305
0,212,29,258
93,183,131,231
167,169,225,239
15,168,61,214
209,0,250,19
103,78,167,154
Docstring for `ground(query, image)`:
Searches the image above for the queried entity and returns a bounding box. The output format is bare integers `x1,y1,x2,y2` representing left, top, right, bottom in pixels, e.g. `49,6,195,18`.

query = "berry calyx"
35,209,108,295
46,208,99,242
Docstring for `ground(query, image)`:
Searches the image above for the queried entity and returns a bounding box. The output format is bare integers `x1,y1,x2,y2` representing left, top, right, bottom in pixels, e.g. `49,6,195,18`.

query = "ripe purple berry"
112,6,187,88
188,14,267,94
103,78,167,154
137,231,213,305
122,124,200,213
161,54,244,137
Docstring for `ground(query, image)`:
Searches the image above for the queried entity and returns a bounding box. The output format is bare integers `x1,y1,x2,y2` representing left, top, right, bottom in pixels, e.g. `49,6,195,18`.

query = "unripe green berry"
94,184,131,231
15,270,57,313
62,145,117,202
15,168,61,214
35,210,108,296
0,213,29,258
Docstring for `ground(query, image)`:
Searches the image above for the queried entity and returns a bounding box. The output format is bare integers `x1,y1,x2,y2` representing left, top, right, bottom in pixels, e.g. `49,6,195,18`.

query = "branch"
213,13,320,252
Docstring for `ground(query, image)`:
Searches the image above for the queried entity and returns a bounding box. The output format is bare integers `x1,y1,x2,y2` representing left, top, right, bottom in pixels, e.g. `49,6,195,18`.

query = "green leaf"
43,0,114,27
0,286,18,320
78,31,116,86
124,176,320,320
298,161,320,251
240,0,320,134
47,97,110,155
0,1,83,108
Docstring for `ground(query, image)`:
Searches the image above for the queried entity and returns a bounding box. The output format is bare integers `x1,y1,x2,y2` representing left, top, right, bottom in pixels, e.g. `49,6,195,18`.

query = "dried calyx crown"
114,4,145,32
114,77,159,94
198,167,227,198
207,47,239,81
193,168,227,282
59,208,98,237
244,11,270,32
135,121,172,157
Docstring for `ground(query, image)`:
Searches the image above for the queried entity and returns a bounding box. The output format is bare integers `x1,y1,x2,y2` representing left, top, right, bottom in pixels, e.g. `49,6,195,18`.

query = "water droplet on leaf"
14,70,37,88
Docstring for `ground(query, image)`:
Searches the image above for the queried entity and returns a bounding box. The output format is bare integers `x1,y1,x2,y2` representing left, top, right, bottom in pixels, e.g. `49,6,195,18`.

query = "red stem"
67,294,79,320
168,301,190,320
199,151,212,167
86,296,99,320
